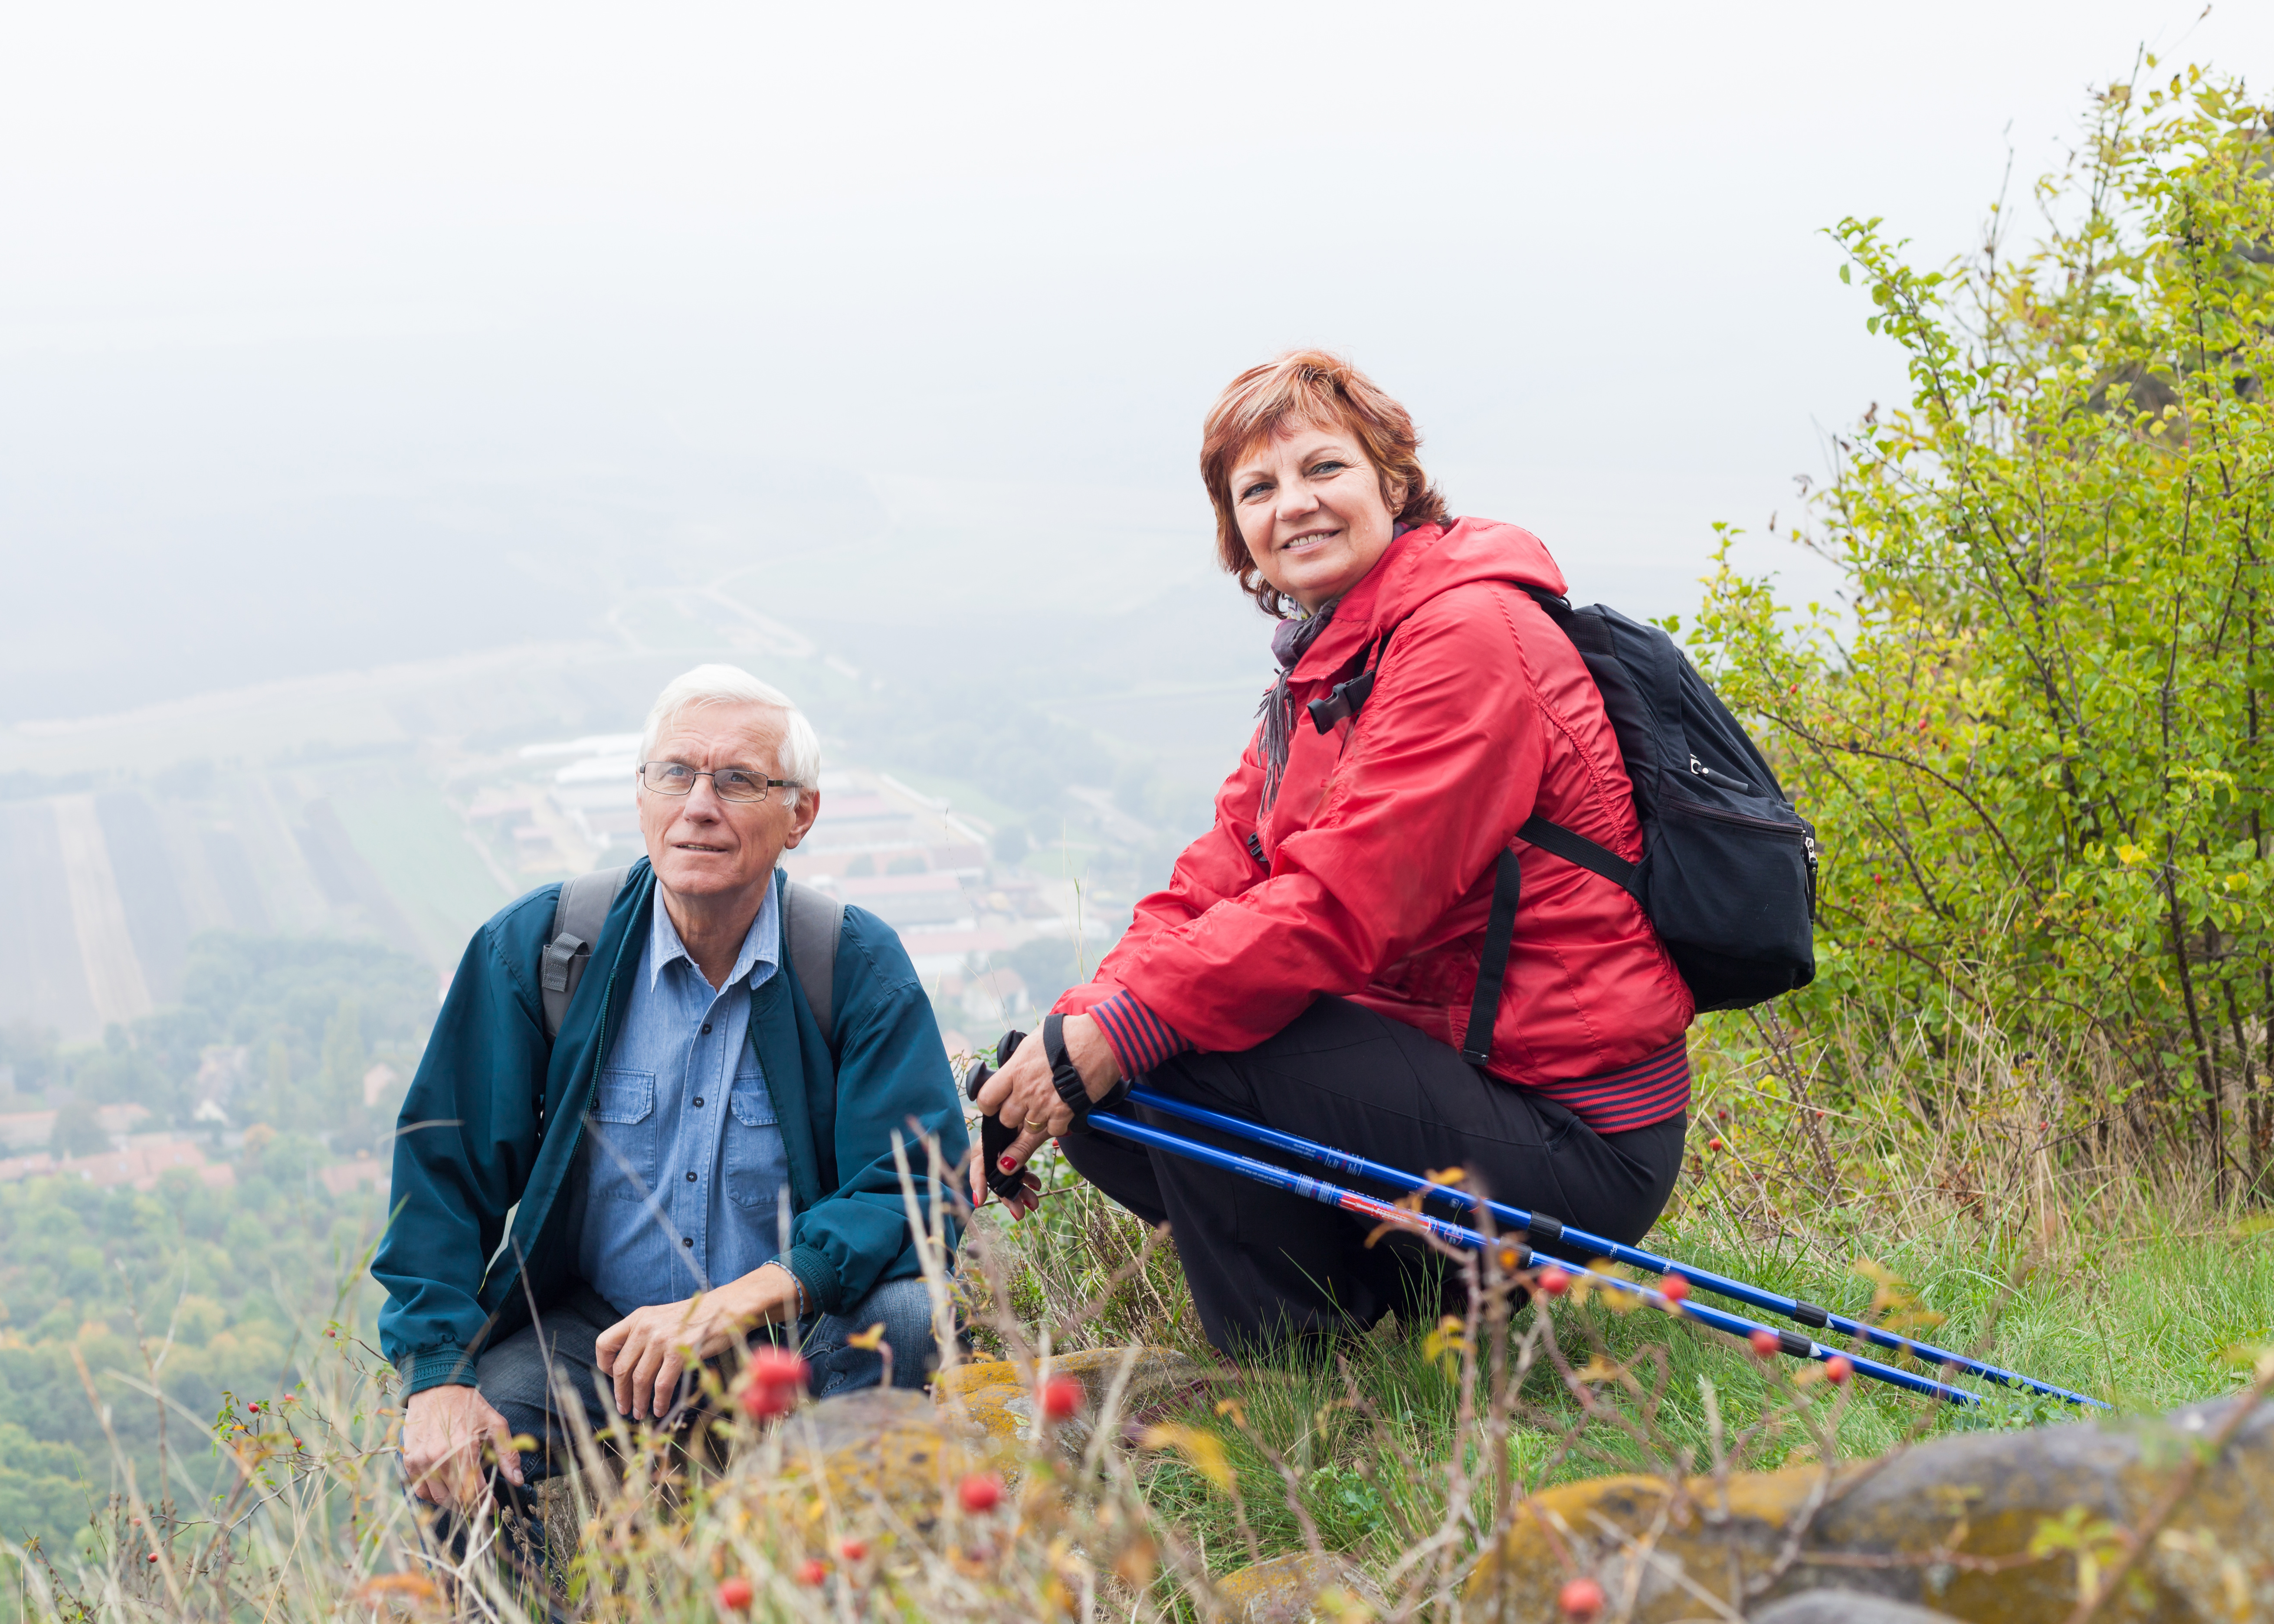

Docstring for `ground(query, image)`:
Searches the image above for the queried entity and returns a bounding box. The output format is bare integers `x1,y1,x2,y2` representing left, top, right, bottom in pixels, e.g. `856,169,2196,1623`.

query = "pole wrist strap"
1042,1013,1094,1134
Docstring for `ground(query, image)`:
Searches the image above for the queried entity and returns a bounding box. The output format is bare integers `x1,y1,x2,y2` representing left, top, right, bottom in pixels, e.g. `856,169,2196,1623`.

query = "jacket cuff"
782,1244,840,1318
400,1347,479,1396
1086,989,1192,1077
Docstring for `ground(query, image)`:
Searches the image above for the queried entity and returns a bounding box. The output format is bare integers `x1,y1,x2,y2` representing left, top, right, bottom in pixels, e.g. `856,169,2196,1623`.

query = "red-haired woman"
973,352,1693,1354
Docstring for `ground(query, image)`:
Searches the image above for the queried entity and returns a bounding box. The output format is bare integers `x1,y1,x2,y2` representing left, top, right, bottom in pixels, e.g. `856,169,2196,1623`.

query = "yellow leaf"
846,1322,887,1351
2116,843,2148,866
1139,1424,1235,1491
1573,1355,1625,1383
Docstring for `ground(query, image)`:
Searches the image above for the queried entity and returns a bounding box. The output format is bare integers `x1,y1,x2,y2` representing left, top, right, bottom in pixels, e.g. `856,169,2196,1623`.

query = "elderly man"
377,664,967,1509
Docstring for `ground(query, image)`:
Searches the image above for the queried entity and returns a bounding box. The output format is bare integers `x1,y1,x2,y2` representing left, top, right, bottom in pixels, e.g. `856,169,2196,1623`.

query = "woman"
973,351,1692,1354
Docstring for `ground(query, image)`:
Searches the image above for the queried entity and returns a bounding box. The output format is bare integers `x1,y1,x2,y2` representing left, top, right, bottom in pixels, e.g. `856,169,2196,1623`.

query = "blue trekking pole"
1122,1086,2104,1411
966,1042,2092,1408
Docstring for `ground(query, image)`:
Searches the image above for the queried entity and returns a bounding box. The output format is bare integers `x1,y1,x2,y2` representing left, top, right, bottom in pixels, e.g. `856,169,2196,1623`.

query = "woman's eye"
1310,460,1346,476
1240,482,1271,501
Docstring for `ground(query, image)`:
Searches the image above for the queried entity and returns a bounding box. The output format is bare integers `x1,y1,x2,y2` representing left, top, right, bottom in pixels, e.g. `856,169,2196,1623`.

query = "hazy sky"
4,1,2270,725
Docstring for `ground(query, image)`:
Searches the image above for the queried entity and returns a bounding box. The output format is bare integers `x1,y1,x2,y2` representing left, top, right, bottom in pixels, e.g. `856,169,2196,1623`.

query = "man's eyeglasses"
637,762,797,804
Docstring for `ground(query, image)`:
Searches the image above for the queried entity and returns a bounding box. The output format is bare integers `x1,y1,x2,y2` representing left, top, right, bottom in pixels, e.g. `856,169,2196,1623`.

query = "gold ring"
1024,1118,1049,1131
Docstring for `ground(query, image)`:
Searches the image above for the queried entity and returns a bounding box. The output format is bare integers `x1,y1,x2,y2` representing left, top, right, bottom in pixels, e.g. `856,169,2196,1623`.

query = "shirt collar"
647,872,782,993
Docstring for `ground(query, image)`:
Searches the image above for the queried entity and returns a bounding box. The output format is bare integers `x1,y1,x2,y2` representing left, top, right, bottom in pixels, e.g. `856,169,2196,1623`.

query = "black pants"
1059,997,1686,1355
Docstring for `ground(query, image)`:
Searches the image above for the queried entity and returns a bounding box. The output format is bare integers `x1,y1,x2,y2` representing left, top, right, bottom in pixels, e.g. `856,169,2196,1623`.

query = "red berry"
748,1348,810,1388
146,1553,159,1564
957,1471,1004,1513
246,1402,260,1414
1659,1274,1690,1306
797,1558,828,1586
838,1538,867,1562
1708,1137,1724,1152
1824,1355,1853,1385
716,1575,754,1609
1559,1575,1606,1619
1039,1375,1083,1421
1537,1265,1570,1297
739,1382,791,1421
1749,1327,1780,1358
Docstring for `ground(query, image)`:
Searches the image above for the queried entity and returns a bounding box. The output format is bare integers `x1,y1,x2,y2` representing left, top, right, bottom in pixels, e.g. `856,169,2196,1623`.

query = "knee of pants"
809,1276,944,1396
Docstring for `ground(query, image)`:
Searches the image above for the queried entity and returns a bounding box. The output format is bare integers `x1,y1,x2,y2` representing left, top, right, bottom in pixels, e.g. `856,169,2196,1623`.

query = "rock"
1750,1594,1965,1624
1214,1551,1381,1622
936,1345,1219,1463
1466,1396,2274,1623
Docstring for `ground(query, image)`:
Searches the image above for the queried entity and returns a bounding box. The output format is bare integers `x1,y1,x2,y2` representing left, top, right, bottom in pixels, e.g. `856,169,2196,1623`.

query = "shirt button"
682,1237,693,1248
692,1097,704,1107
701,1022,712,1034
685,1171,697,1182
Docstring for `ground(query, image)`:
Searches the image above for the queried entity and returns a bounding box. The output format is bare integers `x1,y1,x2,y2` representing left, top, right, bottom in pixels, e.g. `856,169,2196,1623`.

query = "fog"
0,1,2266,1038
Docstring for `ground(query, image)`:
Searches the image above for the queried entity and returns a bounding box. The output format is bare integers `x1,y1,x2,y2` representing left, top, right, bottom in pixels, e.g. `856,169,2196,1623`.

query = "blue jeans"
474,1275,940,1482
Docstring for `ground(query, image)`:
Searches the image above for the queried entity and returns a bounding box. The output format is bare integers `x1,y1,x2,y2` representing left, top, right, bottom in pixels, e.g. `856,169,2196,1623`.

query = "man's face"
637,703,819,905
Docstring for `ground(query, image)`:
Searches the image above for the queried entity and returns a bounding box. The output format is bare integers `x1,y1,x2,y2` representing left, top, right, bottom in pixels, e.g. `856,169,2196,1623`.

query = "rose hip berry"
1537,1265,1571,1297
958,1471,1004,1513
1659,1274,1691,1305
1824,1355,1854,1385
838,1538,867,1562
1749,1327,1780,1358
797,1558,828,1586
1039,1375,1084,1422
716,1576,754,1610
1558,1575,1606,1619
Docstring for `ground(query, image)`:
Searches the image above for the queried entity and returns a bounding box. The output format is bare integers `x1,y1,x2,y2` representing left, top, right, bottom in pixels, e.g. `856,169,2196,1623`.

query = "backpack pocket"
1646,791,1817,1012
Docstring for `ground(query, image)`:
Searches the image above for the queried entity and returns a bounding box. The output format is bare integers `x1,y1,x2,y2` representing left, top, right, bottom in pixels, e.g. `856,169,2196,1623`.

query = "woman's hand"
967,1015,1122,1212
593,1261,800,1421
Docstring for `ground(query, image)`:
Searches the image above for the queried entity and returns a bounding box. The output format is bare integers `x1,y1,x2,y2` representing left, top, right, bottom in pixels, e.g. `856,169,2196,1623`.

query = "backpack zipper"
1664,796,1807,833
1688,753,1755,794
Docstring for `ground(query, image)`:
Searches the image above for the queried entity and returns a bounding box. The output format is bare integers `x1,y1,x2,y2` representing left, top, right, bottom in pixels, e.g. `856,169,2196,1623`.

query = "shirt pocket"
724,1066,789,1212
585,1068,659,1204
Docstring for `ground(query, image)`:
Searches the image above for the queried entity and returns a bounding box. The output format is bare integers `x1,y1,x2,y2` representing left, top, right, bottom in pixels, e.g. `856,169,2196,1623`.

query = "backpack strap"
1458,817,1644,1066
541,865,632,1042
782,879,845,1048
1306,631,1394,735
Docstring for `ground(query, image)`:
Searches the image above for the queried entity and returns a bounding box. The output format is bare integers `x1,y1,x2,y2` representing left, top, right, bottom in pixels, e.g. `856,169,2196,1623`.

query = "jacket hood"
1299,518,1567,673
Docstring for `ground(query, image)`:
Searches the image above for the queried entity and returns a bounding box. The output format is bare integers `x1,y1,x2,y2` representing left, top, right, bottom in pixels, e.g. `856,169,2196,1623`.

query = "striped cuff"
1087,989,1192,1078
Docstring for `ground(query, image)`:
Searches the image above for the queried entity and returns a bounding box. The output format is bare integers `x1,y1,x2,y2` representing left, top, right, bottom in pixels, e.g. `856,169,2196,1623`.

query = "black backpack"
1316,591,1817,1062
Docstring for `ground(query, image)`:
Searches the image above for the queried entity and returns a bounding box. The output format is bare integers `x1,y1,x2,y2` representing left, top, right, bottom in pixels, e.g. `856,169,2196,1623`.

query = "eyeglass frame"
636,760,800,805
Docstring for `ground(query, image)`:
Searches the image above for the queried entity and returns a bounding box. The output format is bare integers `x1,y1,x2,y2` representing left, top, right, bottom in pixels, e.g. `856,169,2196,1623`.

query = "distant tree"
320,998,364,1116
49,1099,108,1159
885,854,928,876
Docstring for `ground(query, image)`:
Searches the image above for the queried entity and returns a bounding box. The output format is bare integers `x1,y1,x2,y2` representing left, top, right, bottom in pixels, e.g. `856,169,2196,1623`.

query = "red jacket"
1060,518,1694,1128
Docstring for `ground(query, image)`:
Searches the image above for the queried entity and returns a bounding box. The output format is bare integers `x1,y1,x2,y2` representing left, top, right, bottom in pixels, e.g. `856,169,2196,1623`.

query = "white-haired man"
376,665,968,1513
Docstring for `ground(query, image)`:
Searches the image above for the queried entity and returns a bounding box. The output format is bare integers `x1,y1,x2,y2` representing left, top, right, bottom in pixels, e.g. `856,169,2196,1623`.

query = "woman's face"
1230,420,1406,613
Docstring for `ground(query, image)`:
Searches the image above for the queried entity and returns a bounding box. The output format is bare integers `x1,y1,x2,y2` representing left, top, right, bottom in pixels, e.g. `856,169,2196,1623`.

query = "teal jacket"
374,862,969,1394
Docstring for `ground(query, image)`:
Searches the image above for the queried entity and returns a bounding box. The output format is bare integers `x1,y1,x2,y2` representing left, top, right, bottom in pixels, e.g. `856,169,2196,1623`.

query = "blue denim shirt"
572,879,794,1311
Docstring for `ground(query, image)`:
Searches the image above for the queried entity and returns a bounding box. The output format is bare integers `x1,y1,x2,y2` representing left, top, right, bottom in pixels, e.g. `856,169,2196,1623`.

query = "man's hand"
402,1384,521,1507
593,1261,802,1421
967,1015,1121,1211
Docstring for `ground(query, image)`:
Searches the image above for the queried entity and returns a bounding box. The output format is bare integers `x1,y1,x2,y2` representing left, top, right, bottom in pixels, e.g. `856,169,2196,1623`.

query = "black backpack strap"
1459,819,1644,1066
1461,850,1524,1065
1306,630,1394,735
541,866,632,1042
782,879,845,1048
1517,815,1642,901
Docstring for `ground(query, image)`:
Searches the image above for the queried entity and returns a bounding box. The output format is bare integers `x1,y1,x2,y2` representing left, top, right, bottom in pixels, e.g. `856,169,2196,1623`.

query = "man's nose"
681,774,727,815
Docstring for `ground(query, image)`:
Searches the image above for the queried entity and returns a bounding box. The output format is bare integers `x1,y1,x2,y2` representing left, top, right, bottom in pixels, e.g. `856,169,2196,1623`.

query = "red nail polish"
999,1155,1017,1172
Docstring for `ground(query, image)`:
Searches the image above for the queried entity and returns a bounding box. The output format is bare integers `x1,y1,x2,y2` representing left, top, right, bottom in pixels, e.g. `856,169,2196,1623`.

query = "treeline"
1695,69,2274,1199
3,931,435,1155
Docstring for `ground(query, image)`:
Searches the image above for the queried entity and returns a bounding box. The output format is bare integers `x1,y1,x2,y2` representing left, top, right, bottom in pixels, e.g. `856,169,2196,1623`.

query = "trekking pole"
1078,1106,1981,1405
1123,1084,2103,1411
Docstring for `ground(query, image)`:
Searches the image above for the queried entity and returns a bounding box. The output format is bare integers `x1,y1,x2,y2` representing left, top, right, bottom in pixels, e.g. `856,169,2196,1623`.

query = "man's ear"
783,789,821,849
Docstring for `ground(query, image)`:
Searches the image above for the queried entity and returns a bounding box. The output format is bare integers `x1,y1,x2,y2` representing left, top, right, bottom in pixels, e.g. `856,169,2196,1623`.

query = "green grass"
964,1132,2274,1584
